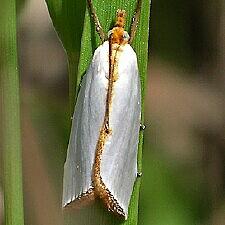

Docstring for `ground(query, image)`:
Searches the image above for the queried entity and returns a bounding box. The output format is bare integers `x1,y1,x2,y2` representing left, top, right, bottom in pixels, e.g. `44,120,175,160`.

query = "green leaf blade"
0,1,25,225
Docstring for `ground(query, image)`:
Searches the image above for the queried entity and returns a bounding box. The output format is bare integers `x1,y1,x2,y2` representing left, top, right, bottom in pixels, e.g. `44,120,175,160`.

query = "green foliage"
16,0,26,12
45,0,86,109
46,0,151,224
0,1,24,225
45,1,86,53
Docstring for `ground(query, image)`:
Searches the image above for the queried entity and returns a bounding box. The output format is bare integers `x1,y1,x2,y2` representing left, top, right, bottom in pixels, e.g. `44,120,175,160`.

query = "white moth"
62,6,141,220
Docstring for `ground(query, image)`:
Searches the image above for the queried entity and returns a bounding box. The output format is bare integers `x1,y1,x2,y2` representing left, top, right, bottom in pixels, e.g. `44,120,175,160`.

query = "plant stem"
0,1,24,225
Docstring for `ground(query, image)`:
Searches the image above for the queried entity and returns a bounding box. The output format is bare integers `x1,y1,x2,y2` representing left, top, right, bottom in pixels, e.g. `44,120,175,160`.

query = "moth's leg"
129,0,142,44
137,172,142,177
87,0,105,43
140,123,146,131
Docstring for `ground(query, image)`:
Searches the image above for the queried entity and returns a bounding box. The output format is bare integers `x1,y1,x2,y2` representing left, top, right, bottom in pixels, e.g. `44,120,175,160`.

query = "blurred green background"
1,0,225,224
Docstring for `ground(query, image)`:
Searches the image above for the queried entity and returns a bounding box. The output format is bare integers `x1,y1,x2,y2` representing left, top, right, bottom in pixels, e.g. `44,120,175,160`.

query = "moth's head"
108,10,130,45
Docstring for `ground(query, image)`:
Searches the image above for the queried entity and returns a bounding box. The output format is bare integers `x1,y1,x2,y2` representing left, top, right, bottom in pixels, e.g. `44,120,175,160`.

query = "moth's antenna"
129,0,142,44
87,0,106,43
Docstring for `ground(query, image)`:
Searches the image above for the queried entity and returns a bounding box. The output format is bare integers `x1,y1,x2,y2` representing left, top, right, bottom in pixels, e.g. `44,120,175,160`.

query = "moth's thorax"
111,27,128,45
96,41,136,82
111,43,125,53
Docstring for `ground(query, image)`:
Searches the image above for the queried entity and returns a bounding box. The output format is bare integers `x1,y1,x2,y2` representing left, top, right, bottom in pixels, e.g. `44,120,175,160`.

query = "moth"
62,0,142,219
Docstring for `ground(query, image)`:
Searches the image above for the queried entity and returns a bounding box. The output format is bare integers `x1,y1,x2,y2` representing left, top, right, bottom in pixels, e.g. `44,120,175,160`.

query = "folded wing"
62,43,109,207
100,44,141,218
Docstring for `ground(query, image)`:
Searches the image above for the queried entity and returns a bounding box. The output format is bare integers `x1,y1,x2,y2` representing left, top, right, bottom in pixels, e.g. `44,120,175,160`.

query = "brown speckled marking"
91,11,127,218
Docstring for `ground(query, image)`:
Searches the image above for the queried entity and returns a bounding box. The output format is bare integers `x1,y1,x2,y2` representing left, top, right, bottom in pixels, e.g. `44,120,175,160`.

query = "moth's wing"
101,44,141,218
62,43,108,208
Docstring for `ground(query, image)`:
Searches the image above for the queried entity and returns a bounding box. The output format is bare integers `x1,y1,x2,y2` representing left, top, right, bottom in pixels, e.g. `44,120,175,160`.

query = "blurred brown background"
1,0,225,224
